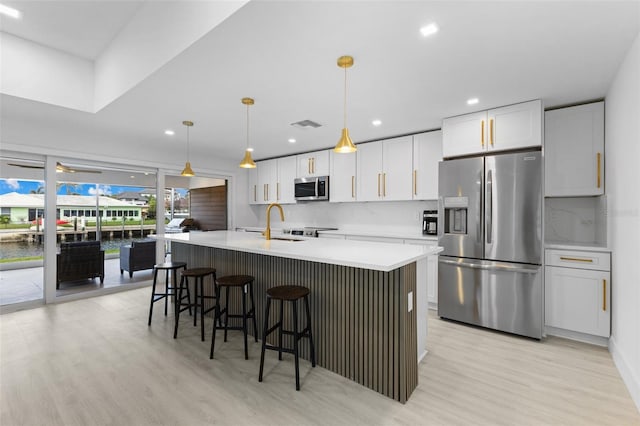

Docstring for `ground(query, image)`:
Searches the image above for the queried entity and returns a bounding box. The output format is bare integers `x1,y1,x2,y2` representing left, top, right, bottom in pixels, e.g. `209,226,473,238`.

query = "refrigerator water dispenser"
443,196,468,235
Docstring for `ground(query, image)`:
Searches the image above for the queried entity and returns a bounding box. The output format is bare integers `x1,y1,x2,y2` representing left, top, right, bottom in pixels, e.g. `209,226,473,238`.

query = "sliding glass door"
0,156,46,307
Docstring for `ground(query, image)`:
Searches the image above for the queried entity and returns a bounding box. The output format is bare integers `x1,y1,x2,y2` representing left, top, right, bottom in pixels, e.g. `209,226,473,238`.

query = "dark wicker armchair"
56,241,105,289
120,240,156,278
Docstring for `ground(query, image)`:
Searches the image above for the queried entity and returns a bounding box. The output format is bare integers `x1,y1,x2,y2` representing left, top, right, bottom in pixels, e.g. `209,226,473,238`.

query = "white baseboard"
609,335,640,413
545,326,609,347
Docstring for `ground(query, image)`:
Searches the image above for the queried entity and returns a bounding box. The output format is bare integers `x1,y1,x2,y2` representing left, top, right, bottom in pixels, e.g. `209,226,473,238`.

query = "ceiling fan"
7,161,102,174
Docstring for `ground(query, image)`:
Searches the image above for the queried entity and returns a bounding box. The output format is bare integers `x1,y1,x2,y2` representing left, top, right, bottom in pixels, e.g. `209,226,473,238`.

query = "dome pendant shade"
181,161,195,177
239,149,256,168
334,128,356,153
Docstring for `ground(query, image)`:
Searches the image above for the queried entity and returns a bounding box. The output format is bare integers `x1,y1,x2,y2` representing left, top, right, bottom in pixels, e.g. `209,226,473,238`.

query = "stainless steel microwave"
294,176,329,201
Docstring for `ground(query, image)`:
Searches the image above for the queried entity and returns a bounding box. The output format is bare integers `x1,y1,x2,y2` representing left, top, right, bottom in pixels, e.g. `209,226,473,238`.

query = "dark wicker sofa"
120,240,156,278
56,241,105,289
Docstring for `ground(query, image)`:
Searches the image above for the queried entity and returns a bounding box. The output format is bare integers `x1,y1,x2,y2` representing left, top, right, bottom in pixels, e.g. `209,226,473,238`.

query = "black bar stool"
258,285,316,391
209,275,258,360
148,262,188,326
173,267,217,341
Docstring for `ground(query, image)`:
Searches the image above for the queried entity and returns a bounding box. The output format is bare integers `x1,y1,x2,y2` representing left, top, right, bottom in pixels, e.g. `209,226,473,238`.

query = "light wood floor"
1,287,638,426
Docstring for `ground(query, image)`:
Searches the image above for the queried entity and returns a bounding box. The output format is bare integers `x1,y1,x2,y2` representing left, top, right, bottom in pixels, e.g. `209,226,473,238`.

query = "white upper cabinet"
257,159,277,204
276,156,297,204
356,142,383,201
545,102,604,197
381,136,414,201
248,167,259,205
442,100,542,158
330,150,357,203
357,136,413,201
297,150,330,177
412,131,442,200
442,111,487,158
487,100,542,152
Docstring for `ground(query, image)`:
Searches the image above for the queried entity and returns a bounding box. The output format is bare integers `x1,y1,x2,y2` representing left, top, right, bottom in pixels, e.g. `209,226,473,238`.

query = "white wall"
606,31,640,412
0,33,93,112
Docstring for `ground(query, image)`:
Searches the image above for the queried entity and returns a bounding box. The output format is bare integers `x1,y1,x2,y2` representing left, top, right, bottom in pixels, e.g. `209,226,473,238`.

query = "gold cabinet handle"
351,176,355,198
490,118,494,146
377,173,381,196
383,173,387,196
597,152,601,188
559,256,593,263
481,120,485,148
413,170,417,196
602,279,607,311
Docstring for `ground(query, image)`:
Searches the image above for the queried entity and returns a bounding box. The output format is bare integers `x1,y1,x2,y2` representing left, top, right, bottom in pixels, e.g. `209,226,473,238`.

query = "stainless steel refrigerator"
437,150,543,339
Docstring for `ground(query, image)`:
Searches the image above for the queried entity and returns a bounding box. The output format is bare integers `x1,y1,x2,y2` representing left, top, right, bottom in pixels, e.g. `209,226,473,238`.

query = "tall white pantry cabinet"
543,101,610,341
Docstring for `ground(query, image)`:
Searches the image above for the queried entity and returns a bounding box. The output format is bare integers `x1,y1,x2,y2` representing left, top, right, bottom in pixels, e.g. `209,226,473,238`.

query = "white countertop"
236,225,438,242
318,228,438,241
153,231,442,272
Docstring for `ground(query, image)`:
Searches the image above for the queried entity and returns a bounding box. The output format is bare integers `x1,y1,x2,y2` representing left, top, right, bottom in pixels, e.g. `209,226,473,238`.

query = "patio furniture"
120,240,156,278
56,241,104,289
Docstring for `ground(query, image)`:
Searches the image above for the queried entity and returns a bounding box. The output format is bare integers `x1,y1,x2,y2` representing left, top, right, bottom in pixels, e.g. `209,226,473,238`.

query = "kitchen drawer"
545,249,610,271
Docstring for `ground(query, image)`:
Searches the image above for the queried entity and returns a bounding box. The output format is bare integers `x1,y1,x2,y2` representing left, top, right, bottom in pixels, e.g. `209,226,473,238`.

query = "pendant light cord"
186,125,190,161
343,66,348,128
246,104,250,149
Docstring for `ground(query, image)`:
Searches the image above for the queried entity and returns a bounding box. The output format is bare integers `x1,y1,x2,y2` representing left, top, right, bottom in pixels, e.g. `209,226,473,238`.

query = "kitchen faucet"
265,203,284,240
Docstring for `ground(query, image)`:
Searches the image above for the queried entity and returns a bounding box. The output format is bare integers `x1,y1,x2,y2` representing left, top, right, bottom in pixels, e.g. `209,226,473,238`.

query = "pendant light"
334,55,357,153
181,120,195,177
239,97,257,168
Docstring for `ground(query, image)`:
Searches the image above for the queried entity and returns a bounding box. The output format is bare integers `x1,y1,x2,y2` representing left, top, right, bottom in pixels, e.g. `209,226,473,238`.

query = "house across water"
0,192,145,224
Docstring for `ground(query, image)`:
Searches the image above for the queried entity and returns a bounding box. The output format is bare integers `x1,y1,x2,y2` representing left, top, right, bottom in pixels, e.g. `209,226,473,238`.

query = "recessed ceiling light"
130,175,135,179
467,98,479,105
420,23,438,37
288,138,296,143
164,129,175,135
0,4,21,19
372,119,382,126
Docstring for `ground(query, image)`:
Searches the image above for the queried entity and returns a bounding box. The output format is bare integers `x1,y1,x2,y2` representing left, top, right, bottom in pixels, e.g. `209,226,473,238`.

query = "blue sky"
0,179,144,196
0,179,188,197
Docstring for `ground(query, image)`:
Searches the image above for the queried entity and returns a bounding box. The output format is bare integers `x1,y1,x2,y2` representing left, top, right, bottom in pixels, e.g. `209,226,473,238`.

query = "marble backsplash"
544,196,607,246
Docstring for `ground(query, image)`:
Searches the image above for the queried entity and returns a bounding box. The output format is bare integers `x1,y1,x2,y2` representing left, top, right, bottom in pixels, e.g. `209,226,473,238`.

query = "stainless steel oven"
294,176,329,201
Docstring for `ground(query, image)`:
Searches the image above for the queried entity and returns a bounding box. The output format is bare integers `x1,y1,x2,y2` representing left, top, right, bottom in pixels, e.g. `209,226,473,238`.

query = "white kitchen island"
153,231,440,403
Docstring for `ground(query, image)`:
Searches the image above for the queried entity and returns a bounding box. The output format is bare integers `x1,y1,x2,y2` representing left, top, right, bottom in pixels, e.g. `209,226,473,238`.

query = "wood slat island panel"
172,242,418,403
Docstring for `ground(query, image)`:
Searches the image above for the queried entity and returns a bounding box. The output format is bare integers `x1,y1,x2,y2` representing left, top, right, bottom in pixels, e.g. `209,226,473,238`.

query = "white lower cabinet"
426,255,438,309
404,238,439,309
545,249,611,338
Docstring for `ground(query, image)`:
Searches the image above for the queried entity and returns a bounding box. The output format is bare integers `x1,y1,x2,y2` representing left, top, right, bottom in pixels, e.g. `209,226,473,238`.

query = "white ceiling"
0,0,144,60
1,1,639,169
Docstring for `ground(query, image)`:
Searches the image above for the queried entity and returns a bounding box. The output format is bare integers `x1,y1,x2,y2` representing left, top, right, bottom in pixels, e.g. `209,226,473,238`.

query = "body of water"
0,238,152,260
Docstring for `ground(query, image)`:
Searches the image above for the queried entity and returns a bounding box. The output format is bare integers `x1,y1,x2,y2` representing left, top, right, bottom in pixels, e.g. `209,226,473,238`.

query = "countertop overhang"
152,231,442,272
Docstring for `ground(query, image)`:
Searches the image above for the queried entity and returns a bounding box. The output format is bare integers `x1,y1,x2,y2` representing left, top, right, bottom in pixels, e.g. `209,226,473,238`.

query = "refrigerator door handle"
486,169,493,244
439,258,539,274
476,169,483,245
